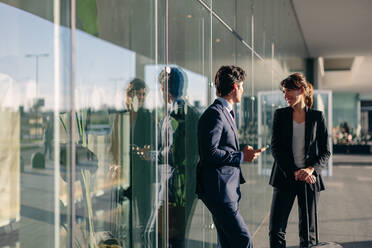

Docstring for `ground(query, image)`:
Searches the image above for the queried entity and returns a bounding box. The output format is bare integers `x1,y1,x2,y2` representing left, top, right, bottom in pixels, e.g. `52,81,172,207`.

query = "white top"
292,121,305,168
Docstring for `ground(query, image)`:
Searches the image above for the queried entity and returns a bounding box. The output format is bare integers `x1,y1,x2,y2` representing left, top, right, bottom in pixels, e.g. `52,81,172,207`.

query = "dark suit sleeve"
271,109,294,178
307,111,331,175
198,108,241,167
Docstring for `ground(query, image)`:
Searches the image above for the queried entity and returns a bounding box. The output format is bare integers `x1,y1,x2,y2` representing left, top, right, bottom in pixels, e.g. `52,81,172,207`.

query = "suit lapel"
215,99,239,149
222,107,240,148
288,107,293,148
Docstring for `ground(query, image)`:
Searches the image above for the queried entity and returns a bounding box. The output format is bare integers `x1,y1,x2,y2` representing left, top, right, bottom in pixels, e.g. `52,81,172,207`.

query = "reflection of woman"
110,78,154,245
126,79,154,239
269,73,330,248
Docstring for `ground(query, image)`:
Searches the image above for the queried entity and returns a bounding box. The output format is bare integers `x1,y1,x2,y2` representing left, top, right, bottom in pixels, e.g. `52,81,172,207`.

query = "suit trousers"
269,185,319,248
202,199,253,248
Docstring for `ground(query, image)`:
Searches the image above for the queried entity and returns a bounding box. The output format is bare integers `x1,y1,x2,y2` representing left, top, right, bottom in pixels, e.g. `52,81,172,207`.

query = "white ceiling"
292,0,372,93
292,0,372,57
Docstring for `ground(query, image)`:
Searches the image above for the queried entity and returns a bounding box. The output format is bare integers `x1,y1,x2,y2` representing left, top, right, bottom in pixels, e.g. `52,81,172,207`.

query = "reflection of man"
196,65,263,248
144,66,199,248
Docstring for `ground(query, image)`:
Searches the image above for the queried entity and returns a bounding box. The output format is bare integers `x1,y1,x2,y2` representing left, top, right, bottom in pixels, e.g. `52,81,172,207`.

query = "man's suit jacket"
196,99,245,203
269,106,331,192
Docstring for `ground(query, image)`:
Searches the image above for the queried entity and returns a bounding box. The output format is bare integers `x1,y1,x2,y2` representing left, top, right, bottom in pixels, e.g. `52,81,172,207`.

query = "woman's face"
282,87,303,107
128,88,146,109
135,88,146,107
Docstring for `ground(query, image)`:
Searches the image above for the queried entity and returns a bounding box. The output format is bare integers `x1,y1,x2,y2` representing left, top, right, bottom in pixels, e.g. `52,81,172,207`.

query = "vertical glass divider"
53,0,61,247
328,92,333,176
155,0,159,246
251,14,255,126
234,0,237,66
163,0,169,247
201,17,205,103
200,14,207,248
257,93,262,174
209,0,213,106
68,0,77,247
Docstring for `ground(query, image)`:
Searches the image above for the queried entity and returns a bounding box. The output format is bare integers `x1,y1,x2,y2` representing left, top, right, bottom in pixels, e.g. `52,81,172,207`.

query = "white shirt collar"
217,97,233,112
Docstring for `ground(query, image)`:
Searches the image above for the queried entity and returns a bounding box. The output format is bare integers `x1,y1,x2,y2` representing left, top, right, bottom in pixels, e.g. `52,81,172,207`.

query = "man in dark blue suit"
196,65,263,248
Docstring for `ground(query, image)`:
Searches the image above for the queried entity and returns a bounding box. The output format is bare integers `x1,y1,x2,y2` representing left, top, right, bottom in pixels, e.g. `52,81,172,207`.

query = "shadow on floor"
288,240,372,248
340,240,372,248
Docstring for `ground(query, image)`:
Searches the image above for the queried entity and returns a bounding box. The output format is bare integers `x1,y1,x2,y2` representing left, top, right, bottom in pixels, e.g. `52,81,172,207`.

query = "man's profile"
196,65,263,248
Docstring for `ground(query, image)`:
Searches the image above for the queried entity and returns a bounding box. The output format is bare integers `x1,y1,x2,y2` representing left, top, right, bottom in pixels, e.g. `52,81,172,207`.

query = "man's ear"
228,83,237,96
234,83,241,94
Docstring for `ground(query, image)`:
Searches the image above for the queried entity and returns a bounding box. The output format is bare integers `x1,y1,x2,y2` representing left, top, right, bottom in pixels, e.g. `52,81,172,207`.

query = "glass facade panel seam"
68,0,77,247
53,0,61,247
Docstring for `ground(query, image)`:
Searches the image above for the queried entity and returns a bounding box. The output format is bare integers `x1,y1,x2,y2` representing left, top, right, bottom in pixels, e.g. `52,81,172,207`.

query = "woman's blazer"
269,106,331,192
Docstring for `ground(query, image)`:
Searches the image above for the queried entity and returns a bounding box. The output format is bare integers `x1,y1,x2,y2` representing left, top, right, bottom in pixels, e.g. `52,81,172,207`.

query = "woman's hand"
109,165,121,179
294,167,315,181
304,174,316,184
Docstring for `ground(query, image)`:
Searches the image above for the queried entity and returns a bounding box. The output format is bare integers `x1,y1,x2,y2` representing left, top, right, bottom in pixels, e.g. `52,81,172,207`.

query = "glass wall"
0,0,308,247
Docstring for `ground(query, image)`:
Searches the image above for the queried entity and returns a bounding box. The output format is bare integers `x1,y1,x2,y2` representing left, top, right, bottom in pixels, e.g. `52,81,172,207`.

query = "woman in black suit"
269,73,331,248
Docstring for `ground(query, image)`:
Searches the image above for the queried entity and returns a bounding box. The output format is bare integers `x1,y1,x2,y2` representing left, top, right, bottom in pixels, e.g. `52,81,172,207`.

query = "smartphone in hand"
257,145,269,153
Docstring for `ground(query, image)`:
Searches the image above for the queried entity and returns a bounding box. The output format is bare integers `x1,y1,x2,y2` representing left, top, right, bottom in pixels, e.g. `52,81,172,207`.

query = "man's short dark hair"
215,65,246,97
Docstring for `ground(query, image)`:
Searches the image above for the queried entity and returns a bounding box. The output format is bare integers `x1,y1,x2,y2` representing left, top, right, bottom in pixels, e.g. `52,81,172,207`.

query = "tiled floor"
252,154,372,248
1,154,372,247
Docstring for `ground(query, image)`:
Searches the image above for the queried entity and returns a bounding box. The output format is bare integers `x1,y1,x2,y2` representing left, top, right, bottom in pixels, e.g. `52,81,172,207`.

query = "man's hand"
243,145,262,162
294,167,315,181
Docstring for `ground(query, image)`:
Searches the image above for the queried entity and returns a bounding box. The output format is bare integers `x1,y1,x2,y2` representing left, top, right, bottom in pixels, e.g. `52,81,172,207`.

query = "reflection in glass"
121,78,155,247
152,67,199,247
0,0,313,246
0,3,57,248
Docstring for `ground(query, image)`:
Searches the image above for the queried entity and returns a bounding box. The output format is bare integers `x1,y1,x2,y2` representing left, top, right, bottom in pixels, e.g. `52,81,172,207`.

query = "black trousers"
269,184,320,248
202,199,253,248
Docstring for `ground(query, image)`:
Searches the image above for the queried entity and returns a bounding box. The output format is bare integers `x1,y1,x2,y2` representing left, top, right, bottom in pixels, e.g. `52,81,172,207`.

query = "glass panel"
253,0,265,56
212,0,235,29
0,1,65,247
71,31,134,248
167,0,211,247
313,91,333,176
236,0,253,49
0,0,314,247
212,15,235,78
70,0,163,247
